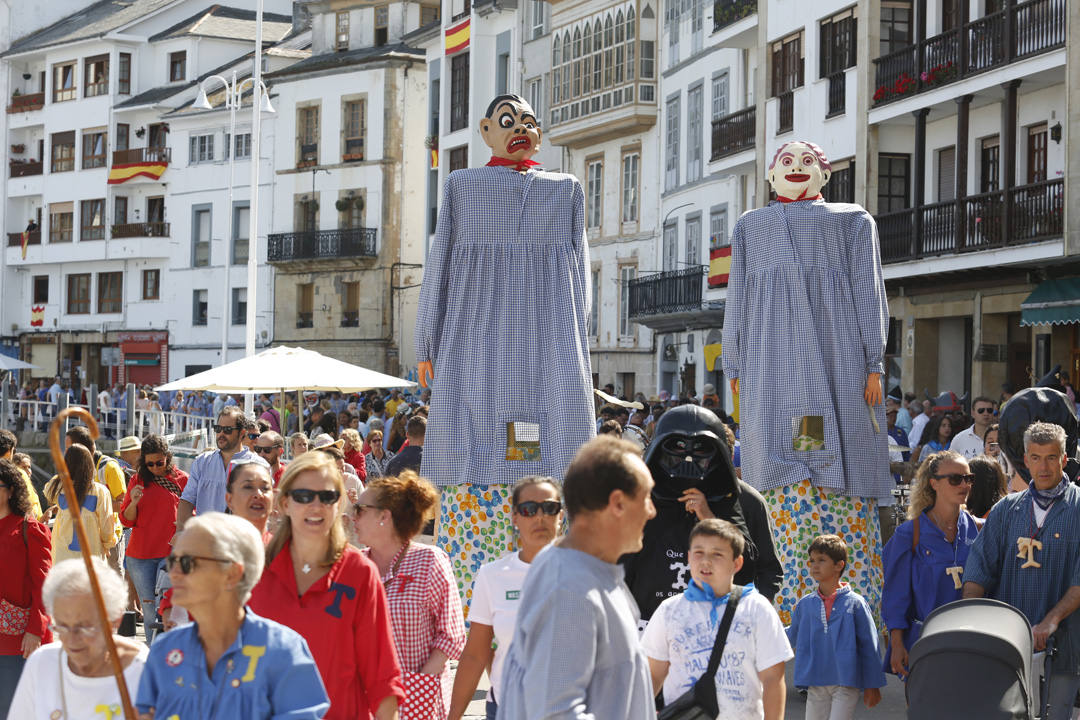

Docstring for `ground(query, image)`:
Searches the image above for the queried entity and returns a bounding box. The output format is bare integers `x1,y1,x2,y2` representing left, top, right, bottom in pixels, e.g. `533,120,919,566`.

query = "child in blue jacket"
787,534,886,720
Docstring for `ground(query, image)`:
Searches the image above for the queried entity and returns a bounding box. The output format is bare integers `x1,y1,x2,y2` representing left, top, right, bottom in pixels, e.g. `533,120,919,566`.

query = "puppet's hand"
729,378,739,396
418,361,434,389
864,373,882,406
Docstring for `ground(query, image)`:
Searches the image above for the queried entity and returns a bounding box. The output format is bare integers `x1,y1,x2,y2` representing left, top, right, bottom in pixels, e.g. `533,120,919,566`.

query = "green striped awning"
1020,277,1080,327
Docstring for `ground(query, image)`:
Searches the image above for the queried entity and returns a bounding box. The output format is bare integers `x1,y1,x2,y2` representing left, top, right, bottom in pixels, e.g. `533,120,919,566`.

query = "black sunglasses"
515,500,562,517
166,554,232,574
287,488,341,505
975,407,996,414
933,473,976,486
254,445,281,454
145,460,166,468
213,424,239,434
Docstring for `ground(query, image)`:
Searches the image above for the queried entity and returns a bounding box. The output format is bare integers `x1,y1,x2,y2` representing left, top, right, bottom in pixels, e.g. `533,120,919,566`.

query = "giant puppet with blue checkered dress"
720,140,892,624
415,94,595,605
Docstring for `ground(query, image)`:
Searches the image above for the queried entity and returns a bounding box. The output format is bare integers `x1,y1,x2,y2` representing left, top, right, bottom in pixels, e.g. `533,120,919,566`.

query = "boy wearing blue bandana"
786,535,885,719
642,519,792,720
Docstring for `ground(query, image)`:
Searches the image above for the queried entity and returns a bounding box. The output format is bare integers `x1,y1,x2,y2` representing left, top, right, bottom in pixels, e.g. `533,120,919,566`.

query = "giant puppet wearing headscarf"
415,94,595,604
721,140,891,623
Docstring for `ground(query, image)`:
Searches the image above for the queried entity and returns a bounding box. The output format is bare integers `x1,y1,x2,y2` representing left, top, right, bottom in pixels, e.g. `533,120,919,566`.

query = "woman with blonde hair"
881,450,978,679
341,428,368,482
352,471,466,720
249,452,404,720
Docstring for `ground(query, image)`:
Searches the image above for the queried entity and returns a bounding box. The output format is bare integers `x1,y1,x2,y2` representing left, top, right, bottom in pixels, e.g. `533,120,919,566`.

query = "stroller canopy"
907,599,1033,720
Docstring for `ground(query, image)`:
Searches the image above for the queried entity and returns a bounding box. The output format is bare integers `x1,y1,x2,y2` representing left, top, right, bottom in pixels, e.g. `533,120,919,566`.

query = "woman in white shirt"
447,476,563,720
8,557,147,720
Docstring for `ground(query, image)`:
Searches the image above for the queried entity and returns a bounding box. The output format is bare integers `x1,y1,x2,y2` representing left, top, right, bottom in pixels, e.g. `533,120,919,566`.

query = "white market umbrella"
0,355,36,371
155,345,415,394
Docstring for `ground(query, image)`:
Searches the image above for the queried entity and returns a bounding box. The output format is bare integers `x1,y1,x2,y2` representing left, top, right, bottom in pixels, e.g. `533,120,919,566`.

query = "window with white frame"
619,266,636,337
225,132,252,160
691,0,704,54
665,96,680,190
531,0,545,40
712,71,729,120
189,133,214,164
710,208,729,248
621,152,639,222
587,159,603,228
527,77,544,123
687,84,703,182
663,222,678,271
666,1,680,67
685,215,701,266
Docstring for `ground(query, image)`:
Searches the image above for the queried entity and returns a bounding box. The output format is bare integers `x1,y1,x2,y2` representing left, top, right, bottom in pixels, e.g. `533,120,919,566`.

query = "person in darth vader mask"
621,405,782,623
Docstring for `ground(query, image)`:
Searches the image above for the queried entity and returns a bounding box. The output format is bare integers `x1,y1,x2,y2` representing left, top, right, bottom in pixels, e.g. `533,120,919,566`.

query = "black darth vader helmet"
999,384,1079,483
644,405,740,503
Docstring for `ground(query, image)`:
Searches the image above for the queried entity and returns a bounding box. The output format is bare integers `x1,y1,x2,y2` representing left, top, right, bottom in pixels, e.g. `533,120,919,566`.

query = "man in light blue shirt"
175,406,252,529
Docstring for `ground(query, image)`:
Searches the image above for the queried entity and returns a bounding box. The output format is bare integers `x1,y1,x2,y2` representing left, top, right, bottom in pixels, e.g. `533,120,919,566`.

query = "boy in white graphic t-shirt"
642,519,793,720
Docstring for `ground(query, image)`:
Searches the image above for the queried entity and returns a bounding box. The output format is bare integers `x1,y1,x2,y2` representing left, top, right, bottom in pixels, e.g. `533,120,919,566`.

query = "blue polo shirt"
180,447,253,514
137,608,329,720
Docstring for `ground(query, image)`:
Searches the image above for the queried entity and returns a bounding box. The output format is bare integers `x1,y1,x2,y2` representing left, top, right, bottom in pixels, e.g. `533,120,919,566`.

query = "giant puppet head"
644,405,740,504
479,94,543,164
767,140,832,201
998,383,1080,483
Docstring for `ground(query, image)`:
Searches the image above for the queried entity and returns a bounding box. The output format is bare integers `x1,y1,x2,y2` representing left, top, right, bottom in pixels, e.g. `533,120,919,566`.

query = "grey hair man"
964,422,1080,720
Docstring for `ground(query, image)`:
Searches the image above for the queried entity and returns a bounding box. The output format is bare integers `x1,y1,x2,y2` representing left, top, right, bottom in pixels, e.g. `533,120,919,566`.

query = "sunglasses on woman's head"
287,488,341,505
933,473,976,486
166,554,232,574
515,500,562,517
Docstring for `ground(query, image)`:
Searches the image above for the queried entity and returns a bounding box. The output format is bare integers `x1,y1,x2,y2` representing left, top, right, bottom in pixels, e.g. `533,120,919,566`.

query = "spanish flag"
445,18,470,55
709,246,732,287
108,161,168,185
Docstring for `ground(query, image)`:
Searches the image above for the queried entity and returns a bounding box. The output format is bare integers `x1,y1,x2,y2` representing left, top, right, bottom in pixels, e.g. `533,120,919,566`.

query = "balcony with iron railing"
9,160,42,178
111,222,170,238
628,266,708,331
872,0,1064,108
712,0,755,32
7,231,40,248
875,177,1063,264
112,147,171,165
710,106,755,161
6,92,45,114
267,227,378,264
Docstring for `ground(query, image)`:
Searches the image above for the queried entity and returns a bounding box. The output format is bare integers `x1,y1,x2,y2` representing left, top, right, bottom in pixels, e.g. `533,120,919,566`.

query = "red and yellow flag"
108,161,168,185
30,305,44,327
430,149,438,169
709,246,732,287
445,18,470,54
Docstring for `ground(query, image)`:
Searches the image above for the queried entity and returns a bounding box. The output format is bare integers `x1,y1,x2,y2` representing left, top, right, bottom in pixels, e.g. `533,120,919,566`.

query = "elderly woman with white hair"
7,557,147,719
136,512,330,719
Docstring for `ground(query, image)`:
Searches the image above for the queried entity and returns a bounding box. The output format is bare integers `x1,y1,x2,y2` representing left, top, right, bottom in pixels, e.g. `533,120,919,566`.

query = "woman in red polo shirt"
119,433,187,642
249,452,404,720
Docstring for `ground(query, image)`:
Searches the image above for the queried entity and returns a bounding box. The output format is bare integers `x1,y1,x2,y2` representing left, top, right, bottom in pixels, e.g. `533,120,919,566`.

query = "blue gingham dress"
721,199,892,500
415,166,596,486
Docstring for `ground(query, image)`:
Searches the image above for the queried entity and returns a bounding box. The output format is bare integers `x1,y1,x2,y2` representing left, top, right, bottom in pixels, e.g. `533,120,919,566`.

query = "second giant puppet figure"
721,140,891,623
415,94,595,604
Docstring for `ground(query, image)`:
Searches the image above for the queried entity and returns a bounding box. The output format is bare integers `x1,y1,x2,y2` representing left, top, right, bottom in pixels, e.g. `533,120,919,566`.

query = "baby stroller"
906,598,1054,719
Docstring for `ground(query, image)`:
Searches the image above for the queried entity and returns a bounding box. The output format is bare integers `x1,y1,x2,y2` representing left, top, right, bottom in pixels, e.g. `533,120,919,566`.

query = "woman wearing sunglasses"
8,557,146,720
118,434,188,643
352,471,465,720
249,453,405,720
448,477,563,720
881,450,979,679
137,512,329,719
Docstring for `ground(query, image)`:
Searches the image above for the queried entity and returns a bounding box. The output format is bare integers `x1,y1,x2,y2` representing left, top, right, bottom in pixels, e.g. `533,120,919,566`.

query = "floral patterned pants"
436,483,514,617
762,479,884,626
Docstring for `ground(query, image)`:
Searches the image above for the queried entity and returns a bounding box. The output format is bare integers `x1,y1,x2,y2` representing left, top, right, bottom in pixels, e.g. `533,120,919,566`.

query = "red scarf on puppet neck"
486,156,542,172
776,187,823,203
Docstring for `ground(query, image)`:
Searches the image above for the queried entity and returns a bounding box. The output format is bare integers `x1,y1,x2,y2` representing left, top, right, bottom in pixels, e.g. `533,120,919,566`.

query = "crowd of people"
0,379,1078,720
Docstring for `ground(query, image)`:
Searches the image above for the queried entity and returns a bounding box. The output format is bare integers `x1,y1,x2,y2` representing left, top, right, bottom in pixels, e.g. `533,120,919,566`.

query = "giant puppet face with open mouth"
767,140,832,200
479,95,543,164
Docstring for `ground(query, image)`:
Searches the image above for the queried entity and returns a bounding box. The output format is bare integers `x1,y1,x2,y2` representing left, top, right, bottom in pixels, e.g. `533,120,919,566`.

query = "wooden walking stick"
49,407,137,720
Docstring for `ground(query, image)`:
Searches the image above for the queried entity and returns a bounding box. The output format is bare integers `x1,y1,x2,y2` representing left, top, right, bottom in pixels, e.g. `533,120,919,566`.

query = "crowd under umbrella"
155,345,417,428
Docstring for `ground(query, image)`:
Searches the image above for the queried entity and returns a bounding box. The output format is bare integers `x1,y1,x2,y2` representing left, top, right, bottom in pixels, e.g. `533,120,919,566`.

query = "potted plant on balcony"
335,197,352,213
921,61,956,87
10,144,25,154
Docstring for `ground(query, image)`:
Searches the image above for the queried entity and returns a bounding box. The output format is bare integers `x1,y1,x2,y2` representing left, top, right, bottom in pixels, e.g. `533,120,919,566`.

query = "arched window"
626,6,636,81
552,35,561,105
627,6,636,39
615,11,625,84
562,31,571,101
573,28,582,97
593,20,603,91
604,16,614,88
582,24,592,94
